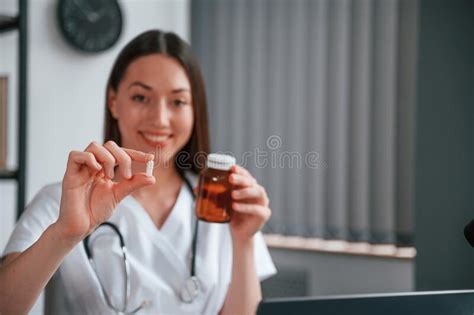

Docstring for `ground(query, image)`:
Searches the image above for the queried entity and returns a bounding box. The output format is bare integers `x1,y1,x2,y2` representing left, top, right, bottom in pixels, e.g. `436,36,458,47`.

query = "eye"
131,94,148,103
173,99,187,107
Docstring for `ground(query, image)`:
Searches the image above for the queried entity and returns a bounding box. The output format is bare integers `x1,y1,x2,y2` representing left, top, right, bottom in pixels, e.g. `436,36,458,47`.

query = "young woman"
0,30,276,315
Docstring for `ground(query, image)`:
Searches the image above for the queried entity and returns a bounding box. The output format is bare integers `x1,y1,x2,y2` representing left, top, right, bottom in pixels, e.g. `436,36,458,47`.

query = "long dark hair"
104,30,210,175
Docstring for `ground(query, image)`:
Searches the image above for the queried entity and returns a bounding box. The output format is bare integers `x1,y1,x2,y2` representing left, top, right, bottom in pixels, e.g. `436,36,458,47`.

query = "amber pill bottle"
195,154,236,223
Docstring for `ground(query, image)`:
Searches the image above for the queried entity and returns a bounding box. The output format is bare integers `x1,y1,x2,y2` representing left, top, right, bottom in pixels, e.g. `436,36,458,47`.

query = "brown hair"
104,30,210,175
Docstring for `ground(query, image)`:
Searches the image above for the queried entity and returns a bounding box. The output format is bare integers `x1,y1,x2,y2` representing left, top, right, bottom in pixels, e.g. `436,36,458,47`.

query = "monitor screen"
257,290,474,315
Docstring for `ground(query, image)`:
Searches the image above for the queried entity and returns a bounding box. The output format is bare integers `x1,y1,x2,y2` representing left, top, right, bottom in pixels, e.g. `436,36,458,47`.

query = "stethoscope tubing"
83,172,199,312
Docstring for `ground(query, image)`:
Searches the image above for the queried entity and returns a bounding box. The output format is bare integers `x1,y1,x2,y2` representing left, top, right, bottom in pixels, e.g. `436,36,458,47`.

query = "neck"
113,160,183,200
137,161,183,198
129,161,184,228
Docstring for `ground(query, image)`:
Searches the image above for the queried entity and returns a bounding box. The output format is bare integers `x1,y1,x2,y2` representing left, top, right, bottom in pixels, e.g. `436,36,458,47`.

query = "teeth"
143,133,170,142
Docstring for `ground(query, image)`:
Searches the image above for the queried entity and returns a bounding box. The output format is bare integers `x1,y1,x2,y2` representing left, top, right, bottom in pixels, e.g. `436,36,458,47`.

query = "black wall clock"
57,0,123,53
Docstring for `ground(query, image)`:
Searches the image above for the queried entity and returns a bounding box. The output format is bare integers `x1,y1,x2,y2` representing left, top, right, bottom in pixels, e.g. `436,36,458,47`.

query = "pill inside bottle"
195,153,236,223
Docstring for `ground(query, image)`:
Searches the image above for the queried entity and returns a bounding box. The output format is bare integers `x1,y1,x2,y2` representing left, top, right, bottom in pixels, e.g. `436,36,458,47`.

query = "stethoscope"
83,173,200,314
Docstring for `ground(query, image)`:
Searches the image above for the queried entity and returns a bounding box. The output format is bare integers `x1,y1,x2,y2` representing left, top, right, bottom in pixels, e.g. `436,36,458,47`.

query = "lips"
140,132,172,146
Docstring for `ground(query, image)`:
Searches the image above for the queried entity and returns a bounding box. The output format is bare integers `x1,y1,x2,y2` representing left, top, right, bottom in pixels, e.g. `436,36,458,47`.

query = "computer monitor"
257,290,474,315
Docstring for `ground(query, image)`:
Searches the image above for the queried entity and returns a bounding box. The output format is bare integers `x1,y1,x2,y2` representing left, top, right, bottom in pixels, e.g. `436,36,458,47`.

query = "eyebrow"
128,81,152,90
128,82,190,94
171,88,191,94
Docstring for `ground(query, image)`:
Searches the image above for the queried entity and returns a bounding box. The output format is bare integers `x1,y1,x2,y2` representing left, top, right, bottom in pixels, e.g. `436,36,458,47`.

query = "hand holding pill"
55,141,156,241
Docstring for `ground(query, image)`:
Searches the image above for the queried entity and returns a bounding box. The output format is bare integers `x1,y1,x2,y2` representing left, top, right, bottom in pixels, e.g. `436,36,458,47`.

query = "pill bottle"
195,153,236,223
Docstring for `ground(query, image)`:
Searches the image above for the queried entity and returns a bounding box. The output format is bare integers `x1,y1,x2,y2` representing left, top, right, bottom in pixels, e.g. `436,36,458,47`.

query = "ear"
107,88,119,119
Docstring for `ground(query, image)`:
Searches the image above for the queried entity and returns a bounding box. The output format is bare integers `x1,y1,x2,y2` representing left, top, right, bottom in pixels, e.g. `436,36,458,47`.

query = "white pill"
146,160,154,177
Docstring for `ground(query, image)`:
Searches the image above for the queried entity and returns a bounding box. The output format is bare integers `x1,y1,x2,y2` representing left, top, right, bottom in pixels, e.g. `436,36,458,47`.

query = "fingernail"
109,170,115,179
96,163,102,170
126,169,132,179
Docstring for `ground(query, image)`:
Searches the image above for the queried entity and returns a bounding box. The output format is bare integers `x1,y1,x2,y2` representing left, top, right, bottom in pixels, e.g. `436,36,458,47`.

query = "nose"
148,99,171,127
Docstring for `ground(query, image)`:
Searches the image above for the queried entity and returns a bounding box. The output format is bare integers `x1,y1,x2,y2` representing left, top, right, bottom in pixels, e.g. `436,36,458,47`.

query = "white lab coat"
3,171,277,314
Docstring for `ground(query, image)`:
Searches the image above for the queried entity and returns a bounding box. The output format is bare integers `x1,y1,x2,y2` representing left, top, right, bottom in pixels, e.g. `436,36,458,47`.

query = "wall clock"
57,0,123,53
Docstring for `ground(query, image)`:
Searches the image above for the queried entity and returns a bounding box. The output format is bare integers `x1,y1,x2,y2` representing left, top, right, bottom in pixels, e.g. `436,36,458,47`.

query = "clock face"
57,0,123,53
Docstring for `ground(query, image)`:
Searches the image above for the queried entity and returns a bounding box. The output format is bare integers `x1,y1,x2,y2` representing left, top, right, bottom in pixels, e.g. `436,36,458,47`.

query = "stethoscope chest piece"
180,276,200,303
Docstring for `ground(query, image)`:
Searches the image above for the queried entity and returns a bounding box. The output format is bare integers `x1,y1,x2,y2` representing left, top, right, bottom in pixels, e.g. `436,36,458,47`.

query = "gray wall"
263,248,413,298
414,0,474,290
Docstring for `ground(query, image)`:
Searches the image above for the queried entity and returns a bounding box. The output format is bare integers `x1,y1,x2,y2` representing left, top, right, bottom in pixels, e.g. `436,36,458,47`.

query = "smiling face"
108,53,194,167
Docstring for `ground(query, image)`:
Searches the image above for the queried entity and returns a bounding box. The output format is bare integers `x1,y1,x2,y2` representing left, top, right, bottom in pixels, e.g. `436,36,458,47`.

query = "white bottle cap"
207,153,236,171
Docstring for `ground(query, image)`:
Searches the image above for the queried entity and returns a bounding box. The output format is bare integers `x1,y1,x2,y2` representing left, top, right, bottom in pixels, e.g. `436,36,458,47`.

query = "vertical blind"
191,0,418,246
